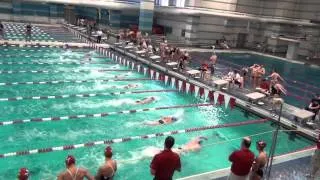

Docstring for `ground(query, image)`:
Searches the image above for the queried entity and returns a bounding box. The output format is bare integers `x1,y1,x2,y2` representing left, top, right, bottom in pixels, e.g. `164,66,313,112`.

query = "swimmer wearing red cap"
96,146,117,180
250,140,267,180
18,168,29,180
57,155,94,180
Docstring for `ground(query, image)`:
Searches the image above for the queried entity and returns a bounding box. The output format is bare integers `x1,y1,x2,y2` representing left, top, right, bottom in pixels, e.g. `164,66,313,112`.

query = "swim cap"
105,146,112,154
257,140,267,149
65,155,76,166
105,146,113,158
18,168,29,180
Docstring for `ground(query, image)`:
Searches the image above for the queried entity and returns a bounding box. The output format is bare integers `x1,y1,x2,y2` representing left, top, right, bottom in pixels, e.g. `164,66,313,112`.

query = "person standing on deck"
228,137,255,180
0,22,3,37
150,136,181,180
58,155,94,180
250,140,268,180
96,29,103,43
308,135,320,179
25,23,32,41
96,146,117,180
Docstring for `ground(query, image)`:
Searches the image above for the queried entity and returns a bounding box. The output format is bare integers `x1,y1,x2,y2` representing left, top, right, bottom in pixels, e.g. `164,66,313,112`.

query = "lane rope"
0,61,116,65
0,89,178,102
0,78,154,86
118,129,314,164
0,103,215,126
0,69,130,74
0,118,268,158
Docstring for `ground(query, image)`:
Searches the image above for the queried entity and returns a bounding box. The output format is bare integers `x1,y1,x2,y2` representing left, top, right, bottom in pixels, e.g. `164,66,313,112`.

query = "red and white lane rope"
0,118,268,158
0,69,130,74
0,78,153,86
0,103,215,126
0,89,178,102
0,61,116,65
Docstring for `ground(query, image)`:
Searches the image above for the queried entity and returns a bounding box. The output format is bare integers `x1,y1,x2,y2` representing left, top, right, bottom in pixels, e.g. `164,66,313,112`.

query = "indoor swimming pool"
0,45,315,179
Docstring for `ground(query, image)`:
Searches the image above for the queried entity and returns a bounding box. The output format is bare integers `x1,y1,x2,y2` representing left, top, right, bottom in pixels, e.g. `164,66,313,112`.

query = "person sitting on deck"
305,99,320,121
144,116,178,126
258,78,271,95
57,155,94,180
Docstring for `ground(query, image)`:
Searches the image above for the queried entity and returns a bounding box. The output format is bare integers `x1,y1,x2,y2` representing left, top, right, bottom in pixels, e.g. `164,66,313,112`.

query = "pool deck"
178,146,316,180
0,39,109,49
2,22,319,179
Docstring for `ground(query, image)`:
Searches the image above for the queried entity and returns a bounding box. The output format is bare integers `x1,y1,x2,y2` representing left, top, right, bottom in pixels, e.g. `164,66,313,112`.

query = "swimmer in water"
114,74,129,79
142,137,208,157
136,97,155,105
174,137,208,153
144,116,178,126
124,84,139,89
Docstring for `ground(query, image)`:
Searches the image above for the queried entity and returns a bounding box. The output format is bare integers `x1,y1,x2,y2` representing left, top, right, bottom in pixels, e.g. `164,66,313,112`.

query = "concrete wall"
0,1,64,23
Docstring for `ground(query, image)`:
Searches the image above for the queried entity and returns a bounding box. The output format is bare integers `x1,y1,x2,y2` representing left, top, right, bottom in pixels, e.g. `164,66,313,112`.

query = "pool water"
0,46,315,179
219,53,320,108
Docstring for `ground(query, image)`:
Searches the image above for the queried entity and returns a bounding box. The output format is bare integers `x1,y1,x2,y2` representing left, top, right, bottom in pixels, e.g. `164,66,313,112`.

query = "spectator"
259,78,270,94
305,99,320,121
96,29,103,43
57,155,94,180
18,168,29,180
312,94,320,105
308,135,320,178
250,140,267,180
0,21,3,35
96,146,117,180
228,137,255,180
150,136,181,180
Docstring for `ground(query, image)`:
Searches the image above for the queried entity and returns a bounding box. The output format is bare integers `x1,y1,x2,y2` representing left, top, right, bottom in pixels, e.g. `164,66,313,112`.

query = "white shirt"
235,73,241,81
228,71,235,79
97,31,103,36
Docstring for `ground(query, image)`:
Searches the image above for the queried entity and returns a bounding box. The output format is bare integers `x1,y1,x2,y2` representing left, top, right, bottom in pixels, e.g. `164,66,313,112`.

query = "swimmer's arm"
95,167,103,180
57,172,64,180
82,168,94,180
144,121,160,126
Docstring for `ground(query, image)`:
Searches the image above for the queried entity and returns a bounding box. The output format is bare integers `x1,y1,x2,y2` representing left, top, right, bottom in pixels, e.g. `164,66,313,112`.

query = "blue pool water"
0,46,315,179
